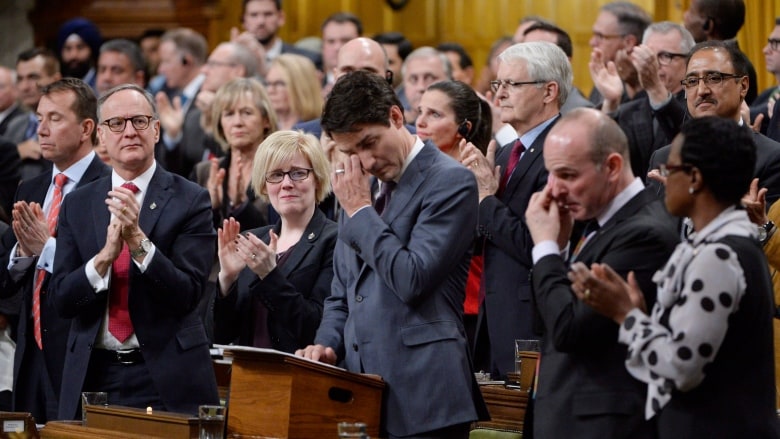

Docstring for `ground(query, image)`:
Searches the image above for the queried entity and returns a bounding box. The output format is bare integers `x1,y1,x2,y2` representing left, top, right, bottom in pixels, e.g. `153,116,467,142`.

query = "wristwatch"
759,221,775,245
130,238,152,258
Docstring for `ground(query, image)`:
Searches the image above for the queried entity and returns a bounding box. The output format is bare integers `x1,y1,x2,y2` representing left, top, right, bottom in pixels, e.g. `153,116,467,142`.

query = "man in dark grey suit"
297,71,487,439
459,41,570,378
648,40,780,206
526,108,678,438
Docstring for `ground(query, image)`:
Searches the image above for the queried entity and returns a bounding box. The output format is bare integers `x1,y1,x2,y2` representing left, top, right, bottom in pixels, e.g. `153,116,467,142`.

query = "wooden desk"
473,385,528,432
41,421,161,439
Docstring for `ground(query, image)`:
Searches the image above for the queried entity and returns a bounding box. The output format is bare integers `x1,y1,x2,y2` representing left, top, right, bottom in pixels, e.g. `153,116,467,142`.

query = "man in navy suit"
51,84,218,420
297,71,487,438
460,41,570,378
0,78,109,423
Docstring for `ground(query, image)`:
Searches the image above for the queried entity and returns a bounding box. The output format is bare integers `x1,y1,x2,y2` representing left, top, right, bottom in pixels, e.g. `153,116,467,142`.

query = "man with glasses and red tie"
50,84,218,420
648,40,780,207
459,41,570,379
0,78,109,423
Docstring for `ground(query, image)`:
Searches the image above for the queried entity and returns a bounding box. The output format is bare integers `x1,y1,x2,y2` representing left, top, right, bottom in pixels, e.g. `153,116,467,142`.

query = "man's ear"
389,105,405,128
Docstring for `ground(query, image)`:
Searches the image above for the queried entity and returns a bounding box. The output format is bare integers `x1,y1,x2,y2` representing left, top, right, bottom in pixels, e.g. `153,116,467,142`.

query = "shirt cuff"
163,131,183,151
36,237,57,273
649,92,672,111
86,256,110,293
131,244,155,272
532,240,561,264
7,243,34,281
349,204,373,217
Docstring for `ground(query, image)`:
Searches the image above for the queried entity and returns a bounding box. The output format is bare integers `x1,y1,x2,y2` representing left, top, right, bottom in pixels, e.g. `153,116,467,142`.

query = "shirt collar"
265,38,283,64
396,136,425,182
0,102,18,125
111,161,157,194
596,177,645,227
519,114,559,149
53,150,96,186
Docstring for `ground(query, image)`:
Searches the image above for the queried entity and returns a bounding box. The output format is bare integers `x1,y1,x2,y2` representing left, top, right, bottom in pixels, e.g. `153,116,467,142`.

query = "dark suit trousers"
15,333,57,423
81,351,164,419
387,422,470,439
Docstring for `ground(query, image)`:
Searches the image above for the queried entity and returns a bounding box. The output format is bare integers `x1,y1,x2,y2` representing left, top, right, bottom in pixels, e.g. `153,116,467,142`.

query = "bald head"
334,37,388,81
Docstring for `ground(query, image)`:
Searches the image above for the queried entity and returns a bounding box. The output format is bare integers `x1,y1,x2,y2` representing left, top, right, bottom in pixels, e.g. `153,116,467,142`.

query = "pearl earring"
688,187,694,195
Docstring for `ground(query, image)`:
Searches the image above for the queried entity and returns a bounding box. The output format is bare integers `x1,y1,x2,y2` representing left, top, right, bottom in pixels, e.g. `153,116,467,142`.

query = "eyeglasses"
264,80,287,89
768,39,780,51
265,168,313,183
658,163,693,177
656,51,687,66
490,79,545,93
591,31,625,41
101,115,154,133
680,72,743,89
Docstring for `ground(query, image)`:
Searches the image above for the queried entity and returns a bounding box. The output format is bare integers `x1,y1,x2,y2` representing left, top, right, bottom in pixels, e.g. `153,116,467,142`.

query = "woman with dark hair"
416,80,493,158
415,79,493,349
569,116,778,438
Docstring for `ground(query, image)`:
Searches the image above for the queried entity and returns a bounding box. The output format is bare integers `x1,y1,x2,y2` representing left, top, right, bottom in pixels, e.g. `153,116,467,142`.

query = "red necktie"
498,139,525,195
108,182,139,343
32,173,68,349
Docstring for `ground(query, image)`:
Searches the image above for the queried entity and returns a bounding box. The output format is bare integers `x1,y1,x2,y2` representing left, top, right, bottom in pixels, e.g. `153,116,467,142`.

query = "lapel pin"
308,232,315,240
149,202,157,210
529,148,535,153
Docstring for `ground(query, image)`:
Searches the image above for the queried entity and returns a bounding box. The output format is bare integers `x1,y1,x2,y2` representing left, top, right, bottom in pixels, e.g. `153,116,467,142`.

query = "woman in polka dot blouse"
568,117,779,439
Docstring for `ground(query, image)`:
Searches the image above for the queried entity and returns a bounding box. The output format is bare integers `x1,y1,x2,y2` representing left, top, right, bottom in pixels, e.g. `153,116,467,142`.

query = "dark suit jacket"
0,137,21,216
0,104,30,143
531,189,679,439
214,209,336,352
51,165,219,419
476,118,557,377
314,143,487,437
613,90,686,181
0,154,109,413
163,96,209,178
648,129,780,204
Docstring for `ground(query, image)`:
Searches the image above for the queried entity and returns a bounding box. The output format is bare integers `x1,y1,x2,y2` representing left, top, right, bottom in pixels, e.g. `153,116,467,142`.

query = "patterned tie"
108,182,139,343
374,181,396,216
32,173,67,349
571,219,600,262
498,139,525,195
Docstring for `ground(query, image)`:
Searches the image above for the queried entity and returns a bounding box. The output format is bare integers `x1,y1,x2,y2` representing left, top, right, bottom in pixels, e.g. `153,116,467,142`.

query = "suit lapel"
504,118,558,197
576,189,654,262
138,167,174,236
380,143,433,224
274,210,326,277
92,178,113,247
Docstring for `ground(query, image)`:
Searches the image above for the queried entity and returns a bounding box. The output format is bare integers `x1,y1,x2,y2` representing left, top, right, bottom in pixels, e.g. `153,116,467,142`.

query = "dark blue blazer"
0,154,109,415
51,165,219,419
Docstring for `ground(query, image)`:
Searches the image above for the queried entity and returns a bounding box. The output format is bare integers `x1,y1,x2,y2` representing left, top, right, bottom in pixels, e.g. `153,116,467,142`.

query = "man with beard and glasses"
55,18,102,91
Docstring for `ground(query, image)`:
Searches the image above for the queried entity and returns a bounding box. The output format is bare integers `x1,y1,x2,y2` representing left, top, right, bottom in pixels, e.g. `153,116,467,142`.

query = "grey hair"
498,41,572,107
97,83,158,121
220,42,258,78
401,46,452,80
100,39,146,74
643,21,696,54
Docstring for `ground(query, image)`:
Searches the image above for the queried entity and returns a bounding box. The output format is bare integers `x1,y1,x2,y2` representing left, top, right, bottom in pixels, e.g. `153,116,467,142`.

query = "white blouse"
618,207,755,419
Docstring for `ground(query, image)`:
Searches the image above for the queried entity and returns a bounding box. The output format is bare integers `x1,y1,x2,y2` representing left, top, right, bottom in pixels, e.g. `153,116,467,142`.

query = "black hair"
427,80,492,153
321,71,401,136
697,0,745,40
679,116,755,205
687,40,749,77
321,12,363,36
436,42,473,69
372,32,413,60
523,22,573,58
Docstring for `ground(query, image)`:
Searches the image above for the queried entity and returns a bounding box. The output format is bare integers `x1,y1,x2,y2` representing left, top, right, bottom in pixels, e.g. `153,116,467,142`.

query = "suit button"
352,343,359,351
355,295,363,302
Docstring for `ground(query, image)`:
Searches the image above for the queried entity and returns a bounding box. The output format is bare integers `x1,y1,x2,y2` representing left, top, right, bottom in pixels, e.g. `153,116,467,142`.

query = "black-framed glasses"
658,163,693,177
206,60,237,68
102,115,154,133
265,168,313,184
680,72,743,89
490,79,545,93
768,39,780,51
657,51,687,66
591,31,625,41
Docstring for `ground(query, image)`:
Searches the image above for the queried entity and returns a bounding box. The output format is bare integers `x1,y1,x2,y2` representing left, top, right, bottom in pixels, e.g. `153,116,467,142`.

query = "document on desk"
214,345,348,372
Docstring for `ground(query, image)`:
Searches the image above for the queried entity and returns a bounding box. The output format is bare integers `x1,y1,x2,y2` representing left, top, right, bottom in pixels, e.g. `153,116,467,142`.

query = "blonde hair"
252,130,331,203
270,54,323,122
210,77,278,151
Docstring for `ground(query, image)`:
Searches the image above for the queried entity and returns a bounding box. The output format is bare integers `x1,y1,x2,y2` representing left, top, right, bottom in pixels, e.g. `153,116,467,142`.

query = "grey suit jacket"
314,142,487,437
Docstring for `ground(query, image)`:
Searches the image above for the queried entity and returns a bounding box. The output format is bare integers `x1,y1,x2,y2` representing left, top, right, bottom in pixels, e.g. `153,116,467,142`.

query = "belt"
93,348,144,365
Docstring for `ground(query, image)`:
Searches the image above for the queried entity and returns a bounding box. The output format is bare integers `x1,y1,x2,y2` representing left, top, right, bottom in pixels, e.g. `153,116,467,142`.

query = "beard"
61,59,92,79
